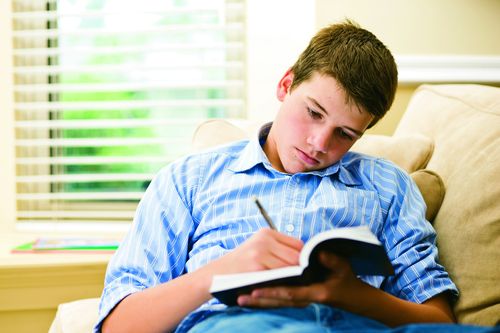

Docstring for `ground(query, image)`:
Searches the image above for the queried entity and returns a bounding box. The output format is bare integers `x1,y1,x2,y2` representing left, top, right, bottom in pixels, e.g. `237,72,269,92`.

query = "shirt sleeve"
374,160,458,304
94,157,200,332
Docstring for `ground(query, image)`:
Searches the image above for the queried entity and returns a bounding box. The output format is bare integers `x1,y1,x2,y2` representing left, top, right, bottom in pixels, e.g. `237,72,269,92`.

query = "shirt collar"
227,122,361,186
227,123,273,173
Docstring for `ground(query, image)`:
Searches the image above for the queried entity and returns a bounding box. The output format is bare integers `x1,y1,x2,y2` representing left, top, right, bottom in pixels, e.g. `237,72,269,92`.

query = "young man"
96,21,490,333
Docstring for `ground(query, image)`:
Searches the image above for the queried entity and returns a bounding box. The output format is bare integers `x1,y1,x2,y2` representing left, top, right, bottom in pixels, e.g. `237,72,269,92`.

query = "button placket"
282,175,299,237
287,174,306,237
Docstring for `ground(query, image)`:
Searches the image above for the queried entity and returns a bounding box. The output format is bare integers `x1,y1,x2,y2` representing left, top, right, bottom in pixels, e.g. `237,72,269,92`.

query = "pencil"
251,195,277,230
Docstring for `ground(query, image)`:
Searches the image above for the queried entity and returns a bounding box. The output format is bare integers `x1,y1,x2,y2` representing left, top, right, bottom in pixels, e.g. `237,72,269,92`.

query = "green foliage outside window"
52,0,233,194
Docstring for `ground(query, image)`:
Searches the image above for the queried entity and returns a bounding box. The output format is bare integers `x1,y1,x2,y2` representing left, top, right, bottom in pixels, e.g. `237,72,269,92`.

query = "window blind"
12,0,246,226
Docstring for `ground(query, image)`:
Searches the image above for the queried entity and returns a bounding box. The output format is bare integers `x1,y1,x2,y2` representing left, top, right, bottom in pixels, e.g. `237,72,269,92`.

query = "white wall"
315,0,500,55
245,1,315,122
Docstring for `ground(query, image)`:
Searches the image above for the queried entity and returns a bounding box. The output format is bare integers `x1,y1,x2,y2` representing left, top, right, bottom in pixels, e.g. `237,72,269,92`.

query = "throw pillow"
351,134,434,173
410,169,445,222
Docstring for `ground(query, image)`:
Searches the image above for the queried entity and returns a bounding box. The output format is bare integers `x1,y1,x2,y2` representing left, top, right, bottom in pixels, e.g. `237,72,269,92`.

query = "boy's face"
264,71,374,174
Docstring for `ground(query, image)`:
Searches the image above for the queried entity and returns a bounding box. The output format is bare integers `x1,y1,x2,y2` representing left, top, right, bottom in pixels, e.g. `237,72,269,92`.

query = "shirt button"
285,224,295,232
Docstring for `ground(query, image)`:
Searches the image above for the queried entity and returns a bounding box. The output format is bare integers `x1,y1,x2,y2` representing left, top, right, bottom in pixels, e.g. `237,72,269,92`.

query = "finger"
258,250,298,269
268,240,303,267
255,229,304,268
272,230,304,251
318,251,351,271
237,293,310,308
253,286,323,303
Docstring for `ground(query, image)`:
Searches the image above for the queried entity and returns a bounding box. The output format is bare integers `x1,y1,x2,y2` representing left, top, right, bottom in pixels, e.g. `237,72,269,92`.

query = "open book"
210,226,394,306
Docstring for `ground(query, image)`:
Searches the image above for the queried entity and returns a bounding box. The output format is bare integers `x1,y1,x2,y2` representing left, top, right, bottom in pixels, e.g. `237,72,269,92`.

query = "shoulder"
146,140,249,207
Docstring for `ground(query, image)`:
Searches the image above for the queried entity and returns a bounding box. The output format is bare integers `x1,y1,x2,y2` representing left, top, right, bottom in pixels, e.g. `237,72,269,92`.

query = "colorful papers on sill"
11,237,121,254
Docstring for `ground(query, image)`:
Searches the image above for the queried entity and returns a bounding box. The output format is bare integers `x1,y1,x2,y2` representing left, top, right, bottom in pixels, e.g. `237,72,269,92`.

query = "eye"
307,107,322,120
336,128,354,141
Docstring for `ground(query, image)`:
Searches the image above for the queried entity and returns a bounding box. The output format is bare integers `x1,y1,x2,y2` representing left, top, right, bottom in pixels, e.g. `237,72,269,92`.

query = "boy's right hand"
208,228,304,276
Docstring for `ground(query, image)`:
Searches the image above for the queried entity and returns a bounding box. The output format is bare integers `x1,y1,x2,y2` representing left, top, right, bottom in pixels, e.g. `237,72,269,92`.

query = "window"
11,0,245,227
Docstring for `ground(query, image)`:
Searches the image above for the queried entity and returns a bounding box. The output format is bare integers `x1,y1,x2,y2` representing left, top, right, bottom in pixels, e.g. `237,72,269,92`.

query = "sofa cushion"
351,134,433,173
49,298,100,333
394,84,500,326
409,169,445,222
191,119,260,152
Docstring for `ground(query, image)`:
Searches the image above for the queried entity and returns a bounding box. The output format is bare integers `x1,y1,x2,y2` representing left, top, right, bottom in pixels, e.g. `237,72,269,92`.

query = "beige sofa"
49,84,500,332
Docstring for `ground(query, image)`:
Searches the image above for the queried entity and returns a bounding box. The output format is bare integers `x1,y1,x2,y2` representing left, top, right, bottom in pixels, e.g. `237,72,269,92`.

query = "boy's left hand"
236,251,363,308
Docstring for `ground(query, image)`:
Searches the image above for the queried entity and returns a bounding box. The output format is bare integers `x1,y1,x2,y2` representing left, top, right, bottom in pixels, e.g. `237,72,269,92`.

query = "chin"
285,163,318,174
282,164,302,174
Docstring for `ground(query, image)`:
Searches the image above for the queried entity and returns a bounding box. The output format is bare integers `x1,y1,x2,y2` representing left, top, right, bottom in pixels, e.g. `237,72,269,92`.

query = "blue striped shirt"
96,126,457,332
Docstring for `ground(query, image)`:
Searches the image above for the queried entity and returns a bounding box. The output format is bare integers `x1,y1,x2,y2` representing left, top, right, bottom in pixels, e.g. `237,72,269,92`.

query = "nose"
307,128,331,153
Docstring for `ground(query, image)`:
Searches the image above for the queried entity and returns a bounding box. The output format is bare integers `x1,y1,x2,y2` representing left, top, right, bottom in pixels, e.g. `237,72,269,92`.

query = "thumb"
318,251,351,272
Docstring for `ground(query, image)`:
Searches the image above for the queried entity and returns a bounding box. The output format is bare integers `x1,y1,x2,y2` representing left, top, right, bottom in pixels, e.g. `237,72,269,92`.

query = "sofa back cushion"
394,84,500,326
191,119,259,153
351,133,433,173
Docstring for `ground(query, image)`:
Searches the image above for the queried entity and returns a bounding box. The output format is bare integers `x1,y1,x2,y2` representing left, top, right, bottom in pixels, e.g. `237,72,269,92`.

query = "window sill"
0,232,115,333
0,232,116,268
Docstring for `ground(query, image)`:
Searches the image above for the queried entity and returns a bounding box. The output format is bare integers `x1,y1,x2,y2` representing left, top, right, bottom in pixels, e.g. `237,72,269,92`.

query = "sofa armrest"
49,298,100,333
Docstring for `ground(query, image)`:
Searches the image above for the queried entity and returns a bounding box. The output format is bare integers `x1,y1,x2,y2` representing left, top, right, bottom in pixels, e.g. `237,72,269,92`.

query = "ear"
276,69,294,102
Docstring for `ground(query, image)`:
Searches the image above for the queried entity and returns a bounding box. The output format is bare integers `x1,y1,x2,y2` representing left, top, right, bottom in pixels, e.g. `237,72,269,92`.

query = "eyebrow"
307,96,364,137
308,96,327,113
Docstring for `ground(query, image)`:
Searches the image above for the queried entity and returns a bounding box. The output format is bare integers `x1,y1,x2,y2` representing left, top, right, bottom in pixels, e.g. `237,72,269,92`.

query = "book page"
210,265,303,293
298,226,381,267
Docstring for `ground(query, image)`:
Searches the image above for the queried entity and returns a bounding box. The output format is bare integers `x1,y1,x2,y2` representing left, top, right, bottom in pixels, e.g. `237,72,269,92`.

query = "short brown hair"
290,20,398,127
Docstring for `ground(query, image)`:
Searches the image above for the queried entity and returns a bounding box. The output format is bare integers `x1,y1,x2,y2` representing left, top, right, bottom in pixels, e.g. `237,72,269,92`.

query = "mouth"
296,148,320,166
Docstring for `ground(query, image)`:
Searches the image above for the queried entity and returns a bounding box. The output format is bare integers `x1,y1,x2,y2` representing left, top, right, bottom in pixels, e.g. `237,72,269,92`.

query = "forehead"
298,73,363,112
297,73,374,130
